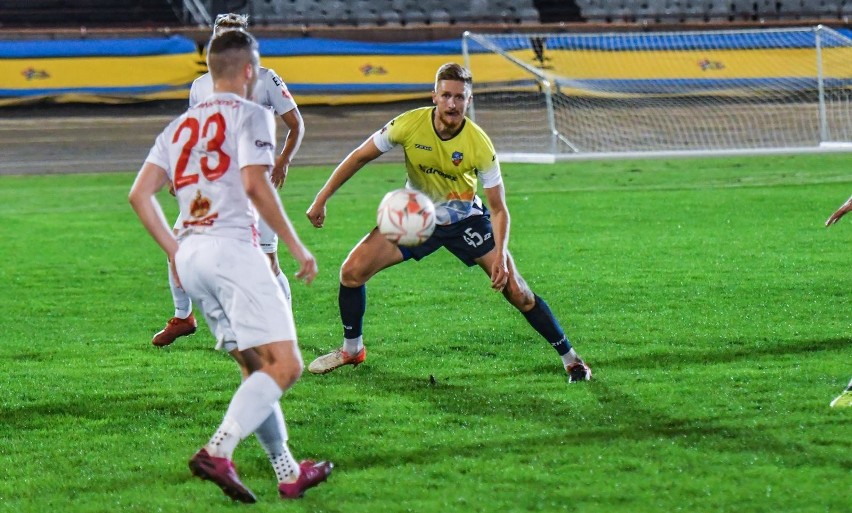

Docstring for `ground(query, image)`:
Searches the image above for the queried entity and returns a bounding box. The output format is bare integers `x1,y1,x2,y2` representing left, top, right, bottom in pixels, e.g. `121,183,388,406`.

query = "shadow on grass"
306,346,852,474
589,336,852,370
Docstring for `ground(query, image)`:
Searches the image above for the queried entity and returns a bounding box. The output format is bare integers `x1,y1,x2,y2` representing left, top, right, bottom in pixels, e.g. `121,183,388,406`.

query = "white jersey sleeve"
256,67,297,116
188,81,198,107
188,74,213,107
372,124,395,153
238,107,277,169
479,159,502,189
145,130,171,173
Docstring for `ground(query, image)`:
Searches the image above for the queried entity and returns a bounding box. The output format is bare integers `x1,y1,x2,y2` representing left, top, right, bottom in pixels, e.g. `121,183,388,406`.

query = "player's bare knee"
265,357,303,390
340,259,368,287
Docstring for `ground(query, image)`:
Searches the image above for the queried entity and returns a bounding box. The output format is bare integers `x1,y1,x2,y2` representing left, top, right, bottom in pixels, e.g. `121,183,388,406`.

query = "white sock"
275,270,292,305
206,417,243,460
560,347,581,369
344,336,363,354
268,443,300,484
206,371,283,459
254,404,300,484
168,262,192,318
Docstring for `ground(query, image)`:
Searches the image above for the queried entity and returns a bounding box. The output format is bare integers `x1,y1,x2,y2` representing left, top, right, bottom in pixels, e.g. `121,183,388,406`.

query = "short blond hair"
207,29,258,80
435,63,473,89
213,13,249,36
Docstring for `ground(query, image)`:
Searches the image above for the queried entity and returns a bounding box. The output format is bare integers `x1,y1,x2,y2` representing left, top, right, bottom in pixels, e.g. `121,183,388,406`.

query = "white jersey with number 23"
144,92,276,244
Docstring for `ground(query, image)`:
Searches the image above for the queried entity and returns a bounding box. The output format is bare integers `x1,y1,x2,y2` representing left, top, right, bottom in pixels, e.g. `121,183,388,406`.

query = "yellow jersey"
373,106,502,225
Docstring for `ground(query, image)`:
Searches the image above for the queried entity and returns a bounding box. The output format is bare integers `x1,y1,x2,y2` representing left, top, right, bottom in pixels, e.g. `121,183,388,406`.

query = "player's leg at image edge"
829,377,852,408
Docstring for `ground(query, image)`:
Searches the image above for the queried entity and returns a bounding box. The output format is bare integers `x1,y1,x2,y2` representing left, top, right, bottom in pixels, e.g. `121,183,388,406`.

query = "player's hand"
490,253,509,292
826,197,852,226
271,162,288,189
168,181,176,196
306,200,326,228
292,247,318,284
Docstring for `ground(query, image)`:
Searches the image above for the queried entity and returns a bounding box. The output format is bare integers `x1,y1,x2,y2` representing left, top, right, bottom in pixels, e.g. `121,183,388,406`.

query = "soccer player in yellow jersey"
305,63,592,382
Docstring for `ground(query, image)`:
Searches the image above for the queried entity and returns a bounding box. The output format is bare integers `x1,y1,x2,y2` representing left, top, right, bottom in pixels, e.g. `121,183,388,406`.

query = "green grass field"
1,154,850,513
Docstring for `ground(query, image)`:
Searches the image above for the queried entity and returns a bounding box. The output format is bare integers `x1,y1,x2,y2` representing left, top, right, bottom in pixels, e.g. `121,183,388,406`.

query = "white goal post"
462,26,852,162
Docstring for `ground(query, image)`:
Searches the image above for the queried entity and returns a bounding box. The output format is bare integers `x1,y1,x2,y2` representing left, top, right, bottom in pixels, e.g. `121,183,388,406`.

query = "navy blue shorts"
398,212,495,267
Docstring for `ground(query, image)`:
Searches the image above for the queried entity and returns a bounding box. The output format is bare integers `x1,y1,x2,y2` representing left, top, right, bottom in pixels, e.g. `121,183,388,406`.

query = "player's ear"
431,89,437,105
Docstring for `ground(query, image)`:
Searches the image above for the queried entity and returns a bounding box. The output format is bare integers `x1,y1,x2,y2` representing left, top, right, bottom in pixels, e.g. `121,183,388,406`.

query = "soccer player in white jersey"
829,378,852,408
129,30,331,503
152,13,305,348
824,199,852,408
305,63,592,383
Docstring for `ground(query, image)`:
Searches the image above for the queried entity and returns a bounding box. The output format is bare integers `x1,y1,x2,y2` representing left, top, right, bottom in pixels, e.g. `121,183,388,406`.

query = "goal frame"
462,26,852,163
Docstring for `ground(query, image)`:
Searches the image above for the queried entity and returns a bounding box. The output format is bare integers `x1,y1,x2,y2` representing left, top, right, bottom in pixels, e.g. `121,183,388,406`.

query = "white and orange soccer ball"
376,188,436,247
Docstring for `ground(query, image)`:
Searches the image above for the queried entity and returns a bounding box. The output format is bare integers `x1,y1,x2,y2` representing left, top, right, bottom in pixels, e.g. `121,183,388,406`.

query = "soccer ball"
376,189,436,247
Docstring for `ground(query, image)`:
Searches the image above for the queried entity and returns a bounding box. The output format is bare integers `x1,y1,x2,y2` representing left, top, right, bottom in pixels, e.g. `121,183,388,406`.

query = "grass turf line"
0,153,850,513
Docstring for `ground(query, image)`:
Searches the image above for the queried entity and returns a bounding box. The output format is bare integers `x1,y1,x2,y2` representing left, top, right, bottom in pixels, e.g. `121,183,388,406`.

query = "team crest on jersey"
184,190,219,227
451,151,464,166
190,190,211,218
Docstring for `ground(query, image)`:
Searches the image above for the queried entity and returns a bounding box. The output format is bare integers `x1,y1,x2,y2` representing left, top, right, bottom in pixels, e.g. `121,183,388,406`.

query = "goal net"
462,26,852,162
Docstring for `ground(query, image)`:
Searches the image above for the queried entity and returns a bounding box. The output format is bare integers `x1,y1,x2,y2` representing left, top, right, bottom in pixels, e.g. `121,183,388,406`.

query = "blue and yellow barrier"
1,29,851,106
0,36,201,104
257,38,460,105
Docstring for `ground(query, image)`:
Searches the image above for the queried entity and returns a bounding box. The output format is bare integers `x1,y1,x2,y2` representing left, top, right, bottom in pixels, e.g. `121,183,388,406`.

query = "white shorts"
257,215,278,254
174,234,296,351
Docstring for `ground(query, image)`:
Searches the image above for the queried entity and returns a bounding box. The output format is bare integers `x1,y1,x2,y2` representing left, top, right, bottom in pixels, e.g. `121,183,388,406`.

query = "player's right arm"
129,161,181,283
826,195,852,226
306,137,383,228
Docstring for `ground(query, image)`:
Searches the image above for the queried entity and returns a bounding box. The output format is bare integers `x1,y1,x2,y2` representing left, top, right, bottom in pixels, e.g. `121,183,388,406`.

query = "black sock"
521,295,571,356
339,284,366,339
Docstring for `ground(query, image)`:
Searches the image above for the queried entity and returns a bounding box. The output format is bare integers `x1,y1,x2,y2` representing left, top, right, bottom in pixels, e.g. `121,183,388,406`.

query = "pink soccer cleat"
188,448,256,503
278,460,334,499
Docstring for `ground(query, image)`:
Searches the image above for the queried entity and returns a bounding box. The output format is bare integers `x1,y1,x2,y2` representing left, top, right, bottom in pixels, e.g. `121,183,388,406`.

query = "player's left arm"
129,162,181,282
271,108,304,189
484,183,510,291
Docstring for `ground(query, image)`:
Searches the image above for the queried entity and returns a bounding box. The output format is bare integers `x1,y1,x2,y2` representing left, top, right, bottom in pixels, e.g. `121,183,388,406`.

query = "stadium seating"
248,0,540,26
3,0,847,29
0,0,182,28
574,0,846,23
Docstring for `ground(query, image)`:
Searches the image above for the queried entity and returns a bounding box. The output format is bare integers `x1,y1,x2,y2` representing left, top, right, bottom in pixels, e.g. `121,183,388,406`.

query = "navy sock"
521,295,571,356
339,284,366,339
